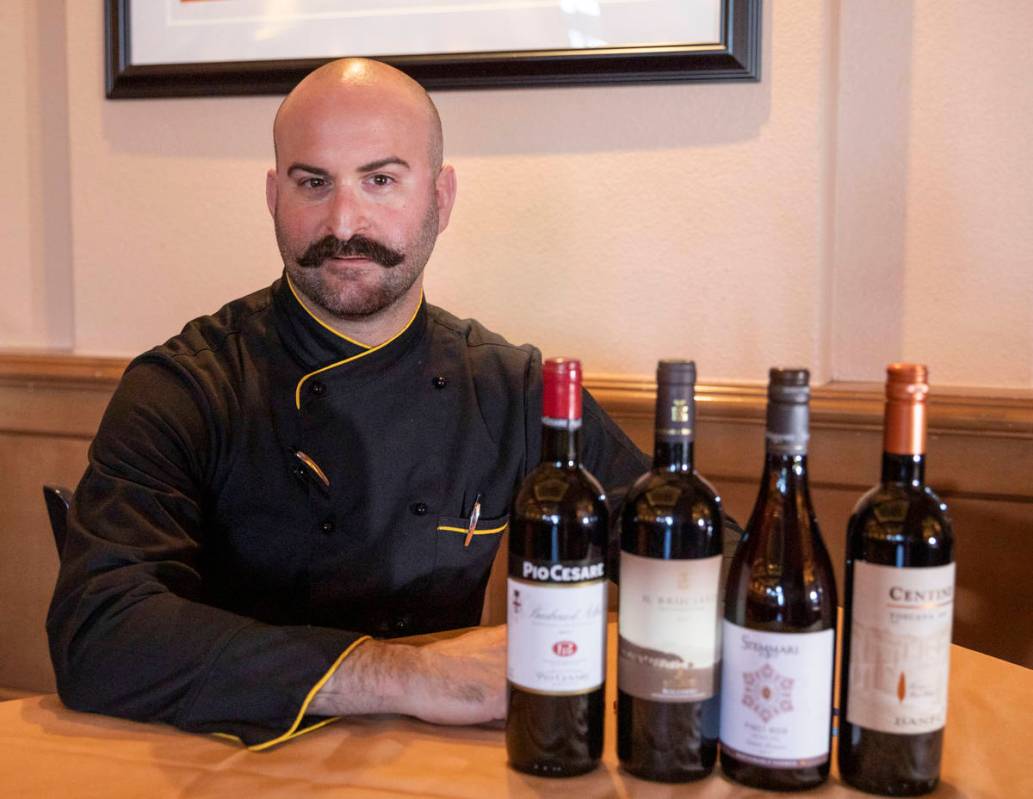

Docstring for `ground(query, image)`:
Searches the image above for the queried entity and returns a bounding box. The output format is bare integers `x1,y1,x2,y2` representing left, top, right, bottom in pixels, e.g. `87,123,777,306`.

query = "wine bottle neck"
883,394,927,458
652,371,696,472
761,451,810,493
653,439,694,472
541,420,581,466
881,452,925,486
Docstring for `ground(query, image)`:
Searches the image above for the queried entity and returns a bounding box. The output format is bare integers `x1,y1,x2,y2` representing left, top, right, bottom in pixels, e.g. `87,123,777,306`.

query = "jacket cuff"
249,635,371,751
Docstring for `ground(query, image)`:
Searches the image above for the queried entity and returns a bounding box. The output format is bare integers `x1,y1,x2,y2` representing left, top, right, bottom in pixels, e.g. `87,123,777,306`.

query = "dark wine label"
655,388,695,442
509,557,605,584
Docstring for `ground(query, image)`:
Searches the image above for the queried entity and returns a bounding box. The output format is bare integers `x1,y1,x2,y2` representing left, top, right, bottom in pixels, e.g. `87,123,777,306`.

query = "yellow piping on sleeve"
210,634,372,752
294,296,423,410
436,522,509,536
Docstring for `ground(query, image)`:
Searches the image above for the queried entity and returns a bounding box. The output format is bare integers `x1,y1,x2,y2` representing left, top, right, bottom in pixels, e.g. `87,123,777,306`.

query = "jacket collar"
271,274,428,406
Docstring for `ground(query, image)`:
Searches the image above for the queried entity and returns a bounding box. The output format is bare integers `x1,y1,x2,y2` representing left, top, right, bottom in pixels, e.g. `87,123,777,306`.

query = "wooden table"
2,624,1028,798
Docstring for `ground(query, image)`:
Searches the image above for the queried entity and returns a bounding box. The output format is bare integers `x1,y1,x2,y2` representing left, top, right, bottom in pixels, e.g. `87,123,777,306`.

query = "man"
46,58,649,749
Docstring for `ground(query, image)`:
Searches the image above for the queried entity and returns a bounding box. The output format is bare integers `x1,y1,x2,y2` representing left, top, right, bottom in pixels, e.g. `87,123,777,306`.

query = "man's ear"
434,165,457,234
265,169,278,217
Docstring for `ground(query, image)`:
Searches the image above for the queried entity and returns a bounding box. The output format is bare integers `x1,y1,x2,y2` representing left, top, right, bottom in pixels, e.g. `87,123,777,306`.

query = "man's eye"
301,177,328,189
369,174,394,187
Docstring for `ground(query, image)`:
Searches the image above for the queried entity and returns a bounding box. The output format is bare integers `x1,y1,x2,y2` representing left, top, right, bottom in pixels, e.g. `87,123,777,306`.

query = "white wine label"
618,552,722,702
720,622,834,768
847,561,955,735
506,577,607,694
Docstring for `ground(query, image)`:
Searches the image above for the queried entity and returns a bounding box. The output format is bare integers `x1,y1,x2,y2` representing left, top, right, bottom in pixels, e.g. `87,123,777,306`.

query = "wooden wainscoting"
1,353,1030,698
0,354,123,697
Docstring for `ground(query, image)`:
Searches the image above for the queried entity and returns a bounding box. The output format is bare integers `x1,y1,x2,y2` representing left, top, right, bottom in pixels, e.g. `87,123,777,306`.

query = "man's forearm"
309,625,506,725
310,638,419,716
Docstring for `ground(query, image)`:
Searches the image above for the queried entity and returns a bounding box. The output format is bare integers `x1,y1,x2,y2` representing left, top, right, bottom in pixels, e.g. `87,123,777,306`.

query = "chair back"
42,485,74,555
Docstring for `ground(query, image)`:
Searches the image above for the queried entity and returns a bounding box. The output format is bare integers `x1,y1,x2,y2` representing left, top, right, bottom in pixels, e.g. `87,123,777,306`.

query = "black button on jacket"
46,276,649,748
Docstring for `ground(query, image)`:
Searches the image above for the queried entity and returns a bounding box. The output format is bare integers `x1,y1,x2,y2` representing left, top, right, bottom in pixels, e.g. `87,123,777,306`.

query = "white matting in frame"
129,0,724,65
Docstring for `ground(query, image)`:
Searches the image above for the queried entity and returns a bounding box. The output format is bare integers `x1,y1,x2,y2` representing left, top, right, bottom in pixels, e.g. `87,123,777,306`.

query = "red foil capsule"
542,358,582,422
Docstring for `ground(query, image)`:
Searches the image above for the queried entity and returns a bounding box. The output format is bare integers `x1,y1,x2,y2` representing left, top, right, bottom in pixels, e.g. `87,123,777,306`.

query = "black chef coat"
46,276,650,749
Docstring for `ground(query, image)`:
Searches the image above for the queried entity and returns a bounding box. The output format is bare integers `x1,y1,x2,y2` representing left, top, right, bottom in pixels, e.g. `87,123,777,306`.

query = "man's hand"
309,625,506,725
406,625,506,724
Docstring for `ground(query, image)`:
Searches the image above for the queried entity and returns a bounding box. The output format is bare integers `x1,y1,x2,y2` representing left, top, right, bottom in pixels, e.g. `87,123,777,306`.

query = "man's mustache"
296,235,405,268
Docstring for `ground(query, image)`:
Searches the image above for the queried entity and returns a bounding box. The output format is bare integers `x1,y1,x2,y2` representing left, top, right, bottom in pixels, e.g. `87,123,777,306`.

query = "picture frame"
105,0,761,98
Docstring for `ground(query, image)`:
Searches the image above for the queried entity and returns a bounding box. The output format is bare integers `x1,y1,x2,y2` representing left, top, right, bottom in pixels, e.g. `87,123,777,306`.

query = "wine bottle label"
719,622,834,768
617,552,721,702
506,566,606,695
846,561,955,734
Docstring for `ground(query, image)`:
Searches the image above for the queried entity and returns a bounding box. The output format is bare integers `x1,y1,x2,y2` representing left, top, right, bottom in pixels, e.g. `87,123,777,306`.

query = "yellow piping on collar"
294,295,423,410
285,274,371,350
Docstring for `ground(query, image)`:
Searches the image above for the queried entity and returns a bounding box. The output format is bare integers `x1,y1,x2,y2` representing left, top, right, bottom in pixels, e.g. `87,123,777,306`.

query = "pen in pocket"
464,493,482,548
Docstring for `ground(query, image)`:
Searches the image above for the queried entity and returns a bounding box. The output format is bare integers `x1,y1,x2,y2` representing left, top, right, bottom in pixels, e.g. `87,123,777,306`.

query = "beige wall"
3,1,1032,388
0,0,73,349
832,1,1033,388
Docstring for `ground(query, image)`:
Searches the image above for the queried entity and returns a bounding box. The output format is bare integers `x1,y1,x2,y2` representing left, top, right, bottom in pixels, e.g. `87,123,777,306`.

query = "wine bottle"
719,368,837,791
838,364,956,796
506,357,608,777
616,360,724,782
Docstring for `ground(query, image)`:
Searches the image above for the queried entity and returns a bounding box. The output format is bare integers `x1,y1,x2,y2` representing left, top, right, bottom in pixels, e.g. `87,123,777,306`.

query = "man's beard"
277,200,439,319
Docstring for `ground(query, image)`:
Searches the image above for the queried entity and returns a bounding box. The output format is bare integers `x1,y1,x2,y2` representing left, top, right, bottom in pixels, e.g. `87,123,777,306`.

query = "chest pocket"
432,511,509,608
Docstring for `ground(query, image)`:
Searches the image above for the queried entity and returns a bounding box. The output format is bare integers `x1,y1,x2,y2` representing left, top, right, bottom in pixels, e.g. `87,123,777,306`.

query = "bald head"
273,58,443,172
264,57,457,336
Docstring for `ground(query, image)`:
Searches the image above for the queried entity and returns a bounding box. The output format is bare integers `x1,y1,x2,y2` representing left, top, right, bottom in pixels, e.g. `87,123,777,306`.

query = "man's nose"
324,187,368,240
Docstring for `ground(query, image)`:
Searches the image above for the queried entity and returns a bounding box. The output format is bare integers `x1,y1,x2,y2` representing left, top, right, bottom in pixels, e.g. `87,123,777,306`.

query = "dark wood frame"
105,0,761,98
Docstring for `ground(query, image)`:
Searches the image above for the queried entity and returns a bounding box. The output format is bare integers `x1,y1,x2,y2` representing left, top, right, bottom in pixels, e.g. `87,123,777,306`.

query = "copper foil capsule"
883,363,929,455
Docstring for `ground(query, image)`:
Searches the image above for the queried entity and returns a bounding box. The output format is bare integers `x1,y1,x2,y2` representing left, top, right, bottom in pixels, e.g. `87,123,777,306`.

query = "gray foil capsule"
765,368,810,455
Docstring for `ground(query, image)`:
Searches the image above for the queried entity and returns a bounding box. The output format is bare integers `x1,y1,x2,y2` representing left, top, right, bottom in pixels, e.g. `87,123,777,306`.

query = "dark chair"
42,484,74,555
